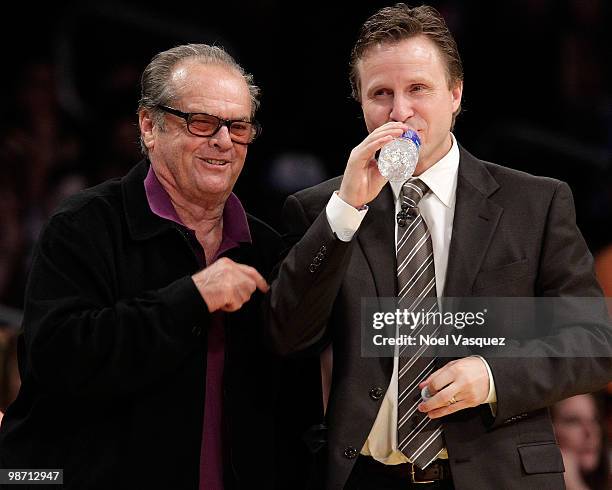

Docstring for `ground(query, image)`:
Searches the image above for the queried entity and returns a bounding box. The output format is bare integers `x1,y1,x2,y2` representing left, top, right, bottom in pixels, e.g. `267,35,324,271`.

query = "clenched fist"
192,257,269,312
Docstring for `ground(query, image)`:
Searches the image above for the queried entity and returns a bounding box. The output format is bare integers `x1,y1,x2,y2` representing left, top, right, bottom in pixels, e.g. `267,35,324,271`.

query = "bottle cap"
401,129,421,150
421,385,432,400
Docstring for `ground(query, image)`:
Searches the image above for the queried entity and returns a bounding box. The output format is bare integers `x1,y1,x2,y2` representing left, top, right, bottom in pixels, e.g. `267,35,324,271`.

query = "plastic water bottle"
377,129,421,182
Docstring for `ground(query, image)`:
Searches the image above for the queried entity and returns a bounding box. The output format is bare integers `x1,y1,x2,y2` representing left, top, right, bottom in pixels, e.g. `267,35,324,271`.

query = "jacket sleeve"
23,211,209,399
264,194,354,357
487,181,612,427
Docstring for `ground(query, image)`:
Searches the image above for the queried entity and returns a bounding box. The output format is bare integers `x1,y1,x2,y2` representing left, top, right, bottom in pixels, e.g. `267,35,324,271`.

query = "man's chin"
195,177,236,199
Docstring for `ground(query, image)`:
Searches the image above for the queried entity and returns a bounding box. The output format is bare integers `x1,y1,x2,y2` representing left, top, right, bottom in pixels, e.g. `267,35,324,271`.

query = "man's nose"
209,124,234,150
389,94,415,123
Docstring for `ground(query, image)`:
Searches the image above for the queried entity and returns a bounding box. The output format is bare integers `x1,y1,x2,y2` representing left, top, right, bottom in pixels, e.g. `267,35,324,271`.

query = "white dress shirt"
325,134,496,464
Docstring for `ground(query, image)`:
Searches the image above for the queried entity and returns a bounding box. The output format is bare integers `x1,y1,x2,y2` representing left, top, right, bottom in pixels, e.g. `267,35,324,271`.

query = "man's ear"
139,109,156,151
451,80,463,114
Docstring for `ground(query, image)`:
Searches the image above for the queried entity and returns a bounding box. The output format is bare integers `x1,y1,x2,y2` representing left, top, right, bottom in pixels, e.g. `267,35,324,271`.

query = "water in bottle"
377,129,421,182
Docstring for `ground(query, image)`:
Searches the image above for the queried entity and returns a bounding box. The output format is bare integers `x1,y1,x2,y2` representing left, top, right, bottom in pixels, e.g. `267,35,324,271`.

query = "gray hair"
138,43,261,154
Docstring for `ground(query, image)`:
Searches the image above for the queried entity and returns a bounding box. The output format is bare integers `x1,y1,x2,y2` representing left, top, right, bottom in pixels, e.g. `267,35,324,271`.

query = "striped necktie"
396,178,444,469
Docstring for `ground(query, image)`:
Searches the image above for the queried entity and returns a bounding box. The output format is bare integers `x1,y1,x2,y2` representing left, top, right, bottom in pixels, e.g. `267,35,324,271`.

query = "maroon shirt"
145,166,251,490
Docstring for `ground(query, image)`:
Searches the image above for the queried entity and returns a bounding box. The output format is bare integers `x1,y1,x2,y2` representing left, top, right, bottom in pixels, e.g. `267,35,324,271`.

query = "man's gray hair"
138,43,260,154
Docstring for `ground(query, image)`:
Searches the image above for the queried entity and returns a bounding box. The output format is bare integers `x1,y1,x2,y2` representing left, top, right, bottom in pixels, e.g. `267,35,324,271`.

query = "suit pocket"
517,441,565,474
473,258,530,292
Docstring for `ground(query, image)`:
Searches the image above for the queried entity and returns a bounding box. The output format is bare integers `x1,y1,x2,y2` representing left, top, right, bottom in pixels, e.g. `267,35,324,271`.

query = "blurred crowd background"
0,0,610,487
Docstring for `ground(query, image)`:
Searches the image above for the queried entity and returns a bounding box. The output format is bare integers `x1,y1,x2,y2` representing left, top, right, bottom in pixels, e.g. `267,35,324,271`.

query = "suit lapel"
356,184,396,380
354,153,502,299
357,184,397,300
444,148,503,297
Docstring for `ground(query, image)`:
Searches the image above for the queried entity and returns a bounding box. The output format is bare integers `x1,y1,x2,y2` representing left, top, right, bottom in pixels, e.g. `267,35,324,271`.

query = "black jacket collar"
121,160,175,241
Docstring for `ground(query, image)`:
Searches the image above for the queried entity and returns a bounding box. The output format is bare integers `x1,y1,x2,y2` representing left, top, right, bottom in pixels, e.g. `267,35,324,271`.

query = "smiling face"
357,35,462,174
139,60,252,206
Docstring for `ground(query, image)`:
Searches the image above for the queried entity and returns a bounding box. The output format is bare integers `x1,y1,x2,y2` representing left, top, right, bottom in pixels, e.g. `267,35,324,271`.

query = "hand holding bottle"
338,122,408,208
377,129,421,182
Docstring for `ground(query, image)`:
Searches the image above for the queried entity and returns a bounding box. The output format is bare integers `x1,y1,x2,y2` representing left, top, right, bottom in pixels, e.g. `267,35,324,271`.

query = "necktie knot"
401,179,430,207
397,179,430,227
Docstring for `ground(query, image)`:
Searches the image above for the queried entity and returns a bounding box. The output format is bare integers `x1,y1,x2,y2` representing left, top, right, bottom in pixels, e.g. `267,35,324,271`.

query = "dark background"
0,0,610,305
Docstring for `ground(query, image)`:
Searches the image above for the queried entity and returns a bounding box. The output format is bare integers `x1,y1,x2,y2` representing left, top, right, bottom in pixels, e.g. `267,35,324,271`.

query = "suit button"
313,256,321,265
191,325,202,337
343,447,358,459
369,387,384,400
309,264,317,273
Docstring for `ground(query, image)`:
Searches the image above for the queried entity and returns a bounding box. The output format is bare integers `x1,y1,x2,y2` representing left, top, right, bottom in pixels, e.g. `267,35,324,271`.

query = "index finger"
371,121,409,134
363,124,407,145
237,264,270,293
419,359,458,390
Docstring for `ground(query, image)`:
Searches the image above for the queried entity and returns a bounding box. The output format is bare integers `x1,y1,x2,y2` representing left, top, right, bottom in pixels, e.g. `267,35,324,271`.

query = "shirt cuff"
471,355,497,415
325,191,368,242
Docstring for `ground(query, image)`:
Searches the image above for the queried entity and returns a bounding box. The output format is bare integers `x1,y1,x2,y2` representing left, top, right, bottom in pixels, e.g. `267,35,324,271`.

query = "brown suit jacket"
265,147,612,489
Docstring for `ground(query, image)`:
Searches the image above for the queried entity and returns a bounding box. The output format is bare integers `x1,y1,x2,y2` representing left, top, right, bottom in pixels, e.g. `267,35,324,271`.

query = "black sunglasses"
157,105,261,144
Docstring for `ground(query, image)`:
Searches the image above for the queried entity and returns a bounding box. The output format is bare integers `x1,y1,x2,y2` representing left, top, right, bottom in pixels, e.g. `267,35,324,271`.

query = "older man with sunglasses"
0,44,302,490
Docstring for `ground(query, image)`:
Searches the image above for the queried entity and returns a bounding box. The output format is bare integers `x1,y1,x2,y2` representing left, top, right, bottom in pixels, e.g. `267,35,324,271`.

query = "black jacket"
0,160,298,489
